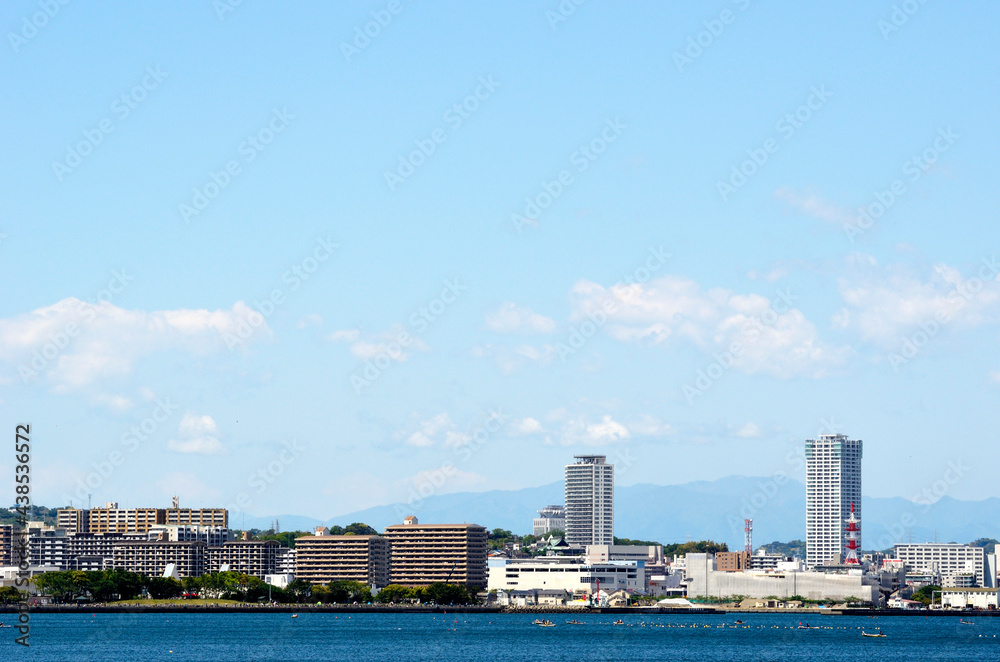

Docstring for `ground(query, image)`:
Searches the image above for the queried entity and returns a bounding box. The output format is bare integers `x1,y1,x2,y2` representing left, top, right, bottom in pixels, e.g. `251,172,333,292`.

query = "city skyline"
2,3,999,520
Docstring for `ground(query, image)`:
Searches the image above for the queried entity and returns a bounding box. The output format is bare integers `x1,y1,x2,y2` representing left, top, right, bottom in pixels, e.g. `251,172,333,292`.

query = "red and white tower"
844,503,861,564
744,518,753,556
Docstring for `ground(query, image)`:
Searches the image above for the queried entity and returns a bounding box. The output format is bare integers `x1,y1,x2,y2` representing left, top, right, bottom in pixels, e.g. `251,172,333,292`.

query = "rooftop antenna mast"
744,519,753,555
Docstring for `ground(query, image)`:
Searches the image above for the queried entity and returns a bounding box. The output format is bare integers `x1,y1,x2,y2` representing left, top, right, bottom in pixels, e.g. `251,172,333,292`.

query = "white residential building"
805,434,863,567
488,556,643,594
565,455,614,546
533,505,566,536
893,543,985,587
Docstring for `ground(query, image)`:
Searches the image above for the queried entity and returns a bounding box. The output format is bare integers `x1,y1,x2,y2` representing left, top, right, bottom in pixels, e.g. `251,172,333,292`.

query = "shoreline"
3,604,997,616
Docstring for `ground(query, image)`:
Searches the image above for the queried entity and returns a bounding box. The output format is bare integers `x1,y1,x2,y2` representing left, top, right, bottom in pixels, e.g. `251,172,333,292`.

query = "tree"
145,577,182,599
0,586,23,604
285,579,313,603
662,540,729,557
375,584,413,604
614,536,661,546
911,584,941,607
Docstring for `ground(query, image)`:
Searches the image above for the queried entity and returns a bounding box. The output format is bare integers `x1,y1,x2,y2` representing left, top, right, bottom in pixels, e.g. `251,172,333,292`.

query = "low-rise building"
294,534,389,586
488,556,644,594
683,553,879,603
941,588,998,610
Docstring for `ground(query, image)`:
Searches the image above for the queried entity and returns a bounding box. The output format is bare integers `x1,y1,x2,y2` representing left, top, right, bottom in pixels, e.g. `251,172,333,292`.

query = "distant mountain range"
242,475,1000,550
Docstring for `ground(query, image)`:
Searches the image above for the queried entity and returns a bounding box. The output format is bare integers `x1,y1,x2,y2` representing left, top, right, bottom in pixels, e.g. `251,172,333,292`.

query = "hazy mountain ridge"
240,476,1000,549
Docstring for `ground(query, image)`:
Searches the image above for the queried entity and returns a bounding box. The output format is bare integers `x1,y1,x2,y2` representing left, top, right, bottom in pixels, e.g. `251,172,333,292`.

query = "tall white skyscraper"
805,434,863,568
564,455,614,546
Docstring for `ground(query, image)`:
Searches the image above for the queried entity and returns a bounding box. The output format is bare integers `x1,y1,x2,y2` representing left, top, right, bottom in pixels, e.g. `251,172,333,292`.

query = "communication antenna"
744,519,753,555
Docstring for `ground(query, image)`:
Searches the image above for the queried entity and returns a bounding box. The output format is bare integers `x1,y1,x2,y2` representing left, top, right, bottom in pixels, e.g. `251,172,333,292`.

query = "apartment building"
206,540,279,578
0,524,12,565
57,503,228,535
294,534,390,586
805,434,863,567
383,518,487,588
112,540,206,578
893,543,985,587
565,455,614,546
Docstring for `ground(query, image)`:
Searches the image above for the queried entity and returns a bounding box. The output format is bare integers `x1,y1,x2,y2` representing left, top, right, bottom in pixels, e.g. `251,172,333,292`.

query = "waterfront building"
112,540,206,578
383,518,487,588
206,540,279,578
487,556,644,594
893,543,985,587
805,434,863,567
294,533,389,586
683,553,879,603
532,505,566,536
941,587,998,609
564,455,614,546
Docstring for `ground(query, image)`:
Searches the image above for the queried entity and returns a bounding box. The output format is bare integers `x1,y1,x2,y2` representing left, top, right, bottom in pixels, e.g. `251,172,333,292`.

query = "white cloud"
403,413,463,448
297,314,323,330
734,422,761,438
570,275,848,378
510,417,544,436
833,257,1000,345
585,415,631,443
0,298,269,391
329,326,428,362
774,187,855,225
168,414,223,455
485,302,557,334
472,343,558,374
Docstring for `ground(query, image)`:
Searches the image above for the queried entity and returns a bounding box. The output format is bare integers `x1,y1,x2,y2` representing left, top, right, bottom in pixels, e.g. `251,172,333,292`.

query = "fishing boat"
861,630,886,638
291,614,298,619
536,619,556,627
960,619,975,625
565,619,583,625
613,619,625,626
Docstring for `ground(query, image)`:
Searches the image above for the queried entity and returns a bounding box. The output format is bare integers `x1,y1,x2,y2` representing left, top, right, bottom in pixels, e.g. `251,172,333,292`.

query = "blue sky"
2,1,999,523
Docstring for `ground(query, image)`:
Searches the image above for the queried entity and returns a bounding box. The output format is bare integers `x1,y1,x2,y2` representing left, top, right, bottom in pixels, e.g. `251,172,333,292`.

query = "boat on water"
291,614,298,619
565,619,583,625
797,625,822,630
535,620,556,627
613,620,625,626
861,630,886,638
960,619,975,625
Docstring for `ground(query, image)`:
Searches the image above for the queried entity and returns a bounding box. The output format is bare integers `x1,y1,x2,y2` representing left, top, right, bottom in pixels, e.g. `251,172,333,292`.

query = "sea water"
2,611,997,661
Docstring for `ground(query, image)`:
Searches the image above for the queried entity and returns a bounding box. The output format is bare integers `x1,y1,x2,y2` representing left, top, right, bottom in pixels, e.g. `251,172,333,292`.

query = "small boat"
565,619,583,625
291,614,298,619
798,623,822,630
532,619,544,625
613,619,625,626
960,619,975,625
536,620,555,627
734,620,743,624
861,630,886,638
